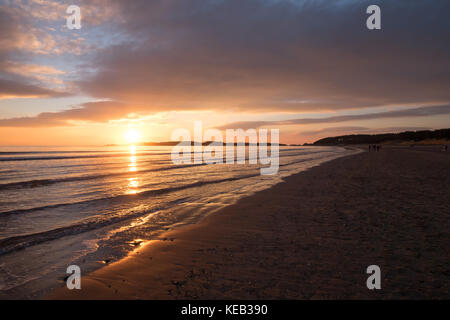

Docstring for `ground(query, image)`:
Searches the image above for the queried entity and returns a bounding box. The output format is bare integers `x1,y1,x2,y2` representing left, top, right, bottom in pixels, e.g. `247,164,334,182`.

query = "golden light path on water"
127,145,139,194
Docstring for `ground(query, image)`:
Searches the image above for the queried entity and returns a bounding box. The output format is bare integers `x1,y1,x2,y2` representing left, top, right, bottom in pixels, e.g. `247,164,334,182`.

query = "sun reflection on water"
127,145,139,194
128,145,137,172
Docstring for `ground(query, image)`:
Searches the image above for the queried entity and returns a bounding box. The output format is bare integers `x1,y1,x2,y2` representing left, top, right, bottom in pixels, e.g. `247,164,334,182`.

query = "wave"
0,151,111,155
0,153,324,217
0,173,258,217
0,162,208,191
0,152,157,162
0,147,307,155
0,150,327,191
0,173,262,255
0,205,164,256
0,146,315,162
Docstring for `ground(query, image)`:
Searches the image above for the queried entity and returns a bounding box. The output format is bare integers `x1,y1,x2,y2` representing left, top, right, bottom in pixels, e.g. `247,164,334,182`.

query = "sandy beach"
50,147,450,299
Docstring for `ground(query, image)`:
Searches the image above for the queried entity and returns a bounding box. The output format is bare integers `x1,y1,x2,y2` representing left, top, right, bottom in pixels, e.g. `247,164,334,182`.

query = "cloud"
1,60,65,85
299,126,431,136
0,3,85,99
14,0,67,21
0,101,135,126
300,126,372,136
0,52,70,99
1,102,449,129
0,78,68,99
16,0,121,25
72,0,450,113
0,4,90,56
214,105,450,130
0,5,56,55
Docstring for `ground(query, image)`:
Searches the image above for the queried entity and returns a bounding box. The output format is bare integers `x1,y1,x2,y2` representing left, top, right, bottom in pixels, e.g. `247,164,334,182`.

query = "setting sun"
124,128,142,144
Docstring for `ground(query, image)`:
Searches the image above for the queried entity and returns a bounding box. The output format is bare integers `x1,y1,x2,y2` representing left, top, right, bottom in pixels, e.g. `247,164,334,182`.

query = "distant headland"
312,128,450,146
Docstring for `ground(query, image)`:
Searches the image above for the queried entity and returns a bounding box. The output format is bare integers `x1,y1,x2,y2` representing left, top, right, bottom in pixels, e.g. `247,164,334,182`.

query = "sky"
0,0,449,146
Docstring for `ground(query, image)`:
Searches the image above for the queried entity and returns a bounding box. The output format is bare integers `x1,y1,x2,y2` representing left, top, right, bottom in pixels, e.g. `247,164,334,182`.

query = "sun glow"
124,128,142,144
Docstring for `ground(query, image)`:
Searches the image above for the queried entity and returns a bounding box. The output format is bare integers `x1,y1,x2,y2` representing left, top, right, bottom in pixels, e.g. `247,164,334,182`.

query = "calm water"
0,145,359,298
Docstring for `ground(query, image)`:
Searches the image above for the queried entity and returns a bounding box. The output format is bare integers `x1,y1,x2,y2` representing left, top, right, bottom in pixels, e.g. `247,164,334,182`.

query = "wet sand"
50,147,450,299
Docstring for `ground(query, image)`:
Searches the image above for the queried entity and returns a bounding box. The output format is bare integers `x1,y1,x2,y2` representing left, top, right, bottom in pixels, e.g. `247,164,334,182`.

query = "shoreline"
49,147,449,299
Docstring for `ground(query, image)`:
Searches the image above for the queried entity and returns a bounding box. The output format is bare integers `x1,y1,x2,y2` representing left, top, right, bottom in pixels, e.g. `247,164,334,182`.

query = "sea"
0,145,359,298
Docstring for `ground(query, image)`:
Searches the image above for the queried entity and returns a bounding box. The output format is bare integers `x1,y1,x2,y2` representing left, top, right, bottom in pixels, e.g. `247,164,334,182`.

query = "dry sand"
50,147,450,299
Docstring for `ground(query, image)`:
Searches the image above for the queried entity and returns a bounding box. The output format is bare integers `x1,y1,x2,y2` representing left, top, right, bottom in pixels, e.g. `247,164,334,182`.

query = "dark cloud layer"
2,103,448,128
75,0,450,113
215,105,450,130
299,126,431,136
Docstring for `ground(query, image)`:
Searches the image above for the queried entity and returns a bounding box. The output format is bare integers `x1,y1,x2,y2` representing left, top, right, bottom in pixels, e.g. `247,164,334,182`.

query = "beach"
50,147,450,299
